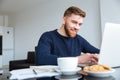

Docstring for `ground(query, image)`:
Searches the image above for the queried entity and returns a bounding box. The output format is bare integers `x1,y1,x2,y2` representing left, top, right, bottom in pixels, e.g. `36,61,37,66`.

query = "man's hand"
77,53,99,64
91,54,99,64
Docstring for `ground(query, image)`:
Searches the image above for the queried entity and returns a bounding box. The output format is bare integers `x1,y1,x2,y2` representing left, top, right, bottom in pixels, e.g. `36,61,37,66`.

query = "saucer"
55,74,82,80
55,67,81,75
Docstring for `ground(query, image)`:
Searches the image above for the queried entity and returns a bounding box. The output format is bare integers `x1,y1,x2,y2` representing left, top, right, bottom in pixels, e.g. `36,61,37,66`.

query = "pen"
33,69,37,75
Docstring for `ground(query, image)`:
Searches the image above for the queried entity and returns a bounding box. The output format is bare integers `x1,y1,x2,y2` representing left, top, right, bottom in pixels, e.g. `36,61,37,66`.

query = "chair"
9,51,35,71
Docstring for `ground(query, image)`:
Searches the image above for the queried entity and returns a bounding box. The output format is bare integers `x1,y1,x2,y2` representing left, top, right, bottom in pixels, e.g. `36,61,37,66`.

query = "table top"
9,67,120,80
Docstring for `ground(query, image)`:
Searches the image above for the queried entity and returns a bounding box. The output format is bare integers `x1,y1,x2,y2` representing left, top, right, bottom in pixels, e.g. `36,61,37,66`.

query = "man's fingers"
78,70,88,76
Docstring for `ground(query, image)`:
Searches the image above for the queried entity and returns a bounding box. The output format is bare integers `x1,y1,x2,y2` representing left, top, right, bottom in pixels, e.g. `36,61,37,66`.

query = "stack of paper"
9,65,60,80
0,70,3,74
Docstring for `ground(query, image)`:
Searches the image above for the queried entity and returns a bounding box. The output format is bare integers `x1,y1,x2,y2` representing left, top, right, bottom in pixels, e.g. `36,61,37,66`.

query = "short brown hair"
63,6,86,18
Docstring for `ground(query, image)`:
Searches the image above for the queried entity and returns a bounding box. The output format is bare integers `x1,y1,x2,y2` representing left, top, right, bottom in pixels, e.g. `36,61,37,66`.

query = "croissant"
83,64,110,72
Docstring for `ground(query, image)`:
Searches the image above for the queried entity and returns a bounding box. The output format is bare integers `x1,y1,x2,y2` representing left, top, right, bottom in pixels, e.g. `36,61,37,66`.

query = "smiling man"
36,6,99,66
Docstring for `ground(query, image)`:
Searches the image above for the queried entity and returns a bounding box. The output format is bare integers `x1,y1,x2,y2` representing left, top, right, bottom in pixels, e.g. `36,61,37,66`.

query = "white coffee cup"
57,57,78,71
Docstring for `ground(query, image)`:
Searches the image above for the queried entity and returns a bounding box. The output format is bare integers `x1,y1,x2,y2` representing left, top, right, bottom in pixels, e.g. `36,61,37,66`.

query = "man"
36,6,99,66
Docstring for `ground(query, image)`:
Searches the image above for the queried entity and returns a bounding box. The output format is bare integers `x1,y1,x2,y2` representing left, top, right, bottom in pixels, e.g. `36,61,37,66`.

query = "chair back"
27,51,35,63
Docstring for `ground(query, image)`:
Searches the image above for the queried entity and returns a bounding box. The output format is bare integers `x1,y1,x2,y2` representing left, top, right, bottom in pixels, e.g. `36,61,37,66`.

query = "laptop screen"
98,22,120,68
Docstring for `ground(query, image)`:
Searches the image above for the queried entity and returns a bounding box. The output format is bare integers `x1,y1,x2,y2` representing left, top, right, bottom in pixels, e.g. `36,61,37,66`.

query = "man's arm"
77,36,100,64
36,33,58,65
81,37,100,53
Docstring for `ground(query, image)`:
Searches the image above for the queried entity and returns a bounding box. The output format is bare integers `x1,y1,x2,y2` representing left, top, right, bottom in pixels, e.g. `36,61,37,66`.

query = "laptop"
98,22,120,68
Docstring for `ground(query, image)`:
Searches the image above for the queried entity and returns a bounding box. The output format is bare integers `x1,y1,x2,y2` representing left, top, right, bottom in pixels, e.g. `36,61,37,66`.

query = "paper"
9,66,60,80
0,70,3,74
30,65,58,72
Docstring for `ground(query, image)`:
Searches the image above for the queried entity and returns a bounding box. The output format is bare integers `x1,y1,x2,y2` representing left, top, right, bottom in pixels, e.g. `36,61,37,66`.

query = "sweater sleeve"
36,33,58,65
80,37,100,53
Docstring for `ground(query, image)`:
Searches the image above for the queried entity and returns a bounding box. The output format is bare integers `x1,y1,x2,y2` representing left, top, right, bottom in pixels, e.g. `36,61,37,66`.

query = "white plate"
85,69,115,77
55,67,81,75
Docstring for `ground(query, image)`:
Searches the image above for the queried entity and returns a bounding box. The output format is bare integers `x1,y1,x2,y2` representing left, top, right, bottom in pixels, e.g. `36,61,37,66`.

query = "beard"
64,23,77,38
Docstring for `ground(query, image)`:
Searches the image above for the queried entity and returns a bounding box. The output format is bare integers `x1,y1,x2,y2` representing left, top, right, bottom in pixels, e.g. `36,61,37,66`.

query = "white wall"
9,0,101,59
0,15,8,27
0,15,4,26
100,0,120,34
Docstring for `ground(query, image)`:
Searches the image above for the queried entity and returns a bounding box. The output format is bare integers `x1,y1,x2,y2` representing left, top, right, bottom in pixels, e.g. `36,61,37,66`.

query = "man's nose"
74,25,80,30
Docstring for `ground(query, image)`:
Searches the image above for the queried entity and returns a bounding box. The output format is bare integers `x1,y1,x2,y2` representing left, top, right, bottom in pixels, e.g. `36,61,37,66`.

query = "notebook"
98,22,120,68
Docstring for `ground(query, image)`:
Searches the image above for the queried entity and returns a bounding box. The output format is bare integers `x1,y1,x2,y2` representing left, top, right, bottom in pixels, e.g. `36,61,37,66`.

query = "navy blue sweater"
36,29,99,65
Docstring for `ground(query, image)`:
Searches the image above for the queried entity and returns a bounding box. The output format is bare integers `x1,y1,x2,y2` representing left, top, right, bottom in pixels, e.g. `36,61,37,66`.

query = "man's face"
63,14,84,38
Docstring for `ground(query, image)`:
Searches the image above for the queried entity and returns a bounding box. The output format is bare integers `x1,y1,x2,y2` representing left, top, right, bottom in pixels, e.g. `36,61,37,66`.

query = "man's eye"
79,23,82,26
72,21,77,24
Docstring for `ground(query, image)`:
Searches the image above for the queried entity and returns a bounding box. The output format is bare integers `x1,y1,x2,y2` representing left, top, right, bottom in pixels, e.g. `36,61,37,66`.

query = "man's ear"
62,17,66,25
